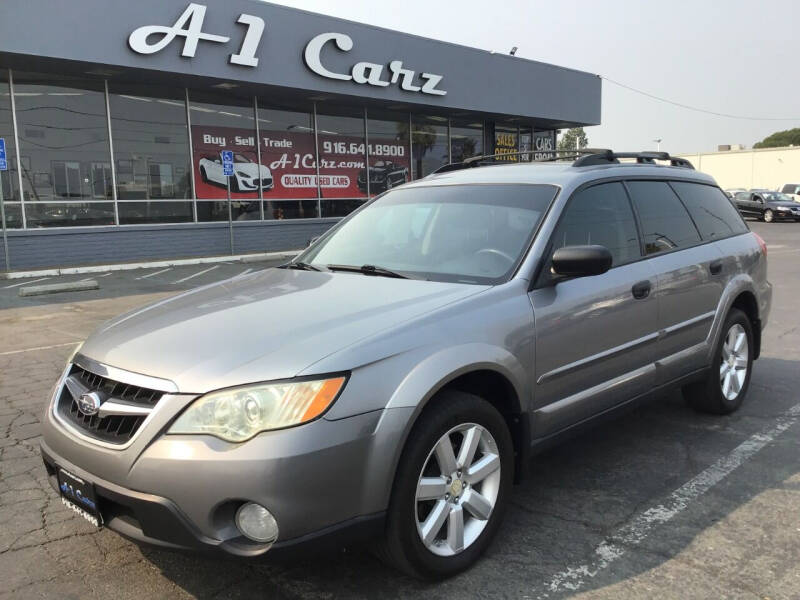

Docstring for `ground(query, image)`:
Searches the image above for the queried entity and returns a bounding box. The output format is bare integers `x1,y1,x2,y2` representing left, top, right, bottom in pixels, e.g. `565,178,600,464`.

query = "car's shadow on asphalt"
138,356,800,599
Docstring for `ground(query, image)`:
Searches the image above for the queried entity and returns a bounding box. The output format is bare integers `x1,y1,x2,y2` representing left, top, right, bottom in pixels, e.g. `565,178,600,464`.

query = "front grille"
55,365,164,445
261,177,273,186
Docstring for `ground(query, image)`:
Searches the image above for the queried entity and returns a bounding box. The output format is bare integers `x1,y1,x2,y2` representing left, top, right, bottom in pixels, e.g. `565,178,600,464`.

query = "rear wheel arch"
731,290,761,359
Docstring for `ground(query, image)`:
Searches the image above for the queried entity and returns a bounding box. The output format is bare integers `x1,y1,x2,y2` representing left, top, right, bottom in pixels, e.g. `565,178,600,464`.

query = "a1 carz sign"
128,3,447,96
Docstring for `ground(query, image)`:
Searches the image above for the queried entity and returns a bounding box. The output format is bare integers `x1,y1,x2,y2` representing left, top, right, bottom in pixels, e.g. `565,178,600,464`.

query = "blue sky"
269,0,800,153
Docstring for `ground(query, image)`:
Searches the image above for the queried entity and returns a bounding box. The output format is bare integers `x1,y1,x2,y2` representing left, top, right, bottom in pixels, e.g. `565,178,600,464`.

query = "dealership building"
0,0,600,272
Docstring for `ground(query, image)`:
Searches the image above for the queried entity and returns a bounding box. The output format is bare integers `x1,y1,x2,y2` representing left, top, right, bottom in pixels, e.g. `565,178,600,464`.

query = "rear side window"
626,181,701,255
551,182,641,266
670,182,748,239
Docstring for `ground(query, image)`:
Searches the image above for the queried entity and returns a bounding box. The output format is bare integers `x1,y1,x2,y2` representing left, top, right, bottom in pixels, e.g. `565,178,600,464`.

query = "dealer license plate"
57,468,102,527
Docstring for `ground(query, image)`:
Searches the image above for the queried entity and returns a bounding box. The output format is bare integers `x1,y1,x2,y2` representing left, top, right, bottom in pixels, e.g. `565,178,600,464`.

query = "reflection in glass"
25,202,115,227
108,83,193,224
257,100,318,221
316,107,366,200
321,199,366,217
0,70,21,208
450,119,483,163
411,115,448,179
366,110,410,197
1,203,22,229
189,92,260,221
13,73,112,205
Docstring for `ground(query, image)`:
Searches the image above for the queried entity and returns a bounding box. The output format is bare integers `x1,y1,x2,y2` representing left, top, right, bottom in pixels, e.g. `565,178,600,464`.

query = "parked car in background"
40,150,772,579
779,183,800,202
357,160,409,193
733,191,800,222
199,152,274,193
724,187,747,199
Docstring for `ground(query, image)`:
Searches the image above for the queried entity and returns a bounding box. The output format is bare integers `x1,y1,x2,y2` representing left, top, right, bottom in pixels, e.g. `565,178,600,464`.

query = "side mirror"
551,245,613,278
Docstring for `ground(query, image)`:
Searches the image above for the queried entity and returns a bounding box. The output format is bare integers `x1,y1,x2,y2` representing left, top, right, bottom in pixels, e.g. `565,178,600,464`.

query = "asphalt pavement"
0,221,799,599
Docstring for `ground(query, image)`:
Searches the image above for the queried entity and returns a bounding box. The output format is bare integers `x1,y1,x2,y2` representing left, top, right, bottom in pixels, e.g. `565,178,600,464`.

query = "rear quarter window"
626,181,701,255
670,182,749,239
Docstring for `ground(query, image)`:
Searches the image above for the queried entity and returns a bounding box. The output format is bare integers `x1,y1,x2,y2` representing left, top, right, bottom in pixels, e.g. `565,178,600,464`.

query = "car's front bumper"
41,374,413,556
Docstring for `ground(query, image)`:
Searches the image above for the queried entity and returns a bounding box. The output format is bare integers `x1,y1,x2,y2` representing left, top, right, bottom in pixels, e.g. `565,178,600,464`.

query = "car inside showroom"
0,0,600,272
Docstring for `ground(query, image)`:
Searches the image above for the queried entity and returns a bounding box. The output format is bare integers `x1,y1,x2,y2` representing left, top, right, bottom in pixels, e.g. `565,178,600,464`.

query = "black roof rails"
431,149,695,175
573,151,695,169
431,149,598,174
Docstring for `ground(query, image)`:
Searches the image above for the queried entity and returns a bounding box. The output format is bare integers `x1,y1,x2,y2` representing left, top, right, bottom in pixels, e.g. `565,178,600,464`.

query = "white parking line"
3,277,50,289
238,268,253,277
136,268,172,280
538,401,800,598
0,341,81,356
172,265,219,284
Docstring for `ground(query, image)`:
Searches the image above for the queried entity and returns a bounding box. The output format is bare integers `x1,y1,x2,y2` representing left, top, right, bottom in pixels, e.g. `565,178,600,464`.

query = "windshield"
233,153,251,163
299,184,558,284
763,192,792,202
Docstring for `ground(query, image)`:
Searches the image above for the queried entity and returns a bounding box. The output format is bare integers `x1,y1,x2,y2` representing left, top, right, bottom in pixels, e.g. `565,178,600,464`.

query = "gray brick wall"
3,220,337,271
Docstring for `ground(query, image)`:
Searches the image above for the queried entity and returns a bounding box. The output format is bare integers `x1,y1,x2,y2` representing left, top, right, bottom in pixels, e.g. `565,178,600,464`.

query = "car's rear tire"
200,167,208,183
683,308,753,415
764,209,774,223
375,390,513,579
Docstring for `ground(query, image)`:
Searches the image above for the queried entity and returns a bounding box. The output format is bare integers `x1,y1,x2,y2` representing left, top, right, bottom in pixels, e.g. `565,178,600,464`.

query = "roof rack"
572,150,694,169
431,149,695,174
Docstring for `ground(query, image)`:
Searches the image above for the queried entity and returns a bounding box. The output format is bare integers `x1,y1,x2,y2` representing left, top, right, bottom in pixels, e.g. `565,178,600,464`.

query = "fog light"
235,502,279,543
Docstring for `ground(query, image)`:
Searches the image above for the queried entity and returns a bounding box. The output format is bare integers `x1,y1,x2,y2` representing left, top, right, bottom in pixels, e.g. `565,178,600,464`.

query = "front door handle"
709,259,723,275
632,280,651,299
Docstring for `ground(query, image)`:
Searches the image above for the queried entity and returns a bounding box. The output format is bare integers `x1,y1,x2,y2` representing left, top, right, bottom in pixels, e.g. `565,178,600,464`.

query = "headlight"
236,170,249,178
168,376,346,442
776,206,789,211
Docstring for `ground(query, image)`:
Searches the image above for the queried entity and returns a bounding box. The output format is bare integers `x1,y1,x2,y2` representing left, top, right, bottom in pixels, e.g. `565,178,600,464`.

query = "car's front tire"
764,209,774,223
376,390,513,579
683,308,753,414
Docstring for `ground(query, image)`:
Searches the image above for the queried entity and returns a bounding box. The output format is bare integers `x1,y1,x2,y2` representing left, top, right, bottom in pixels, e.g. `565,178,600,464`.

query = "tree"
753,128,800,149
557,127,588,151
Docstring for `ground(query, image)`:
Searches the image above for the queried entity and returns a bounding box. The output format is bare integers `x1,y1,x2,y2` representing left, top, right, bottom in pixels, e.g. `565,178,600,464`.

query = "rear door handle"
709,260,723,275
631,280,651,299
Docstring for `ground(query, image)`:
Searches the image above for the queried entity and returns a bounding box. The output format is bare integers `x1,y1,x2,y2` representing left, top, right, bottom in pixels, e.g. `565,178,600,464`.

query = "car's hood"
79,268,487,393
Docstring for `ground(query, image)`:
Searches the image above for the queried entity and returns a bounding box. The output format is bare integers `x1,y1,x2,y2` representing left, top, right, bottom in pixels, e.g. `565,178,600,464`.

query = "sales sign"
0,138,7,171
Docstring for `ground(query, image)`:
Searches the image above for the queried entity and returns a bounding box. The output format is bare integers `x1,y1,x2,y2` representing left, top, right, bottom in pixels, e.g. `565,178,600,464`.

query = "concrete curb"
0,250,302,280
19,280,100,297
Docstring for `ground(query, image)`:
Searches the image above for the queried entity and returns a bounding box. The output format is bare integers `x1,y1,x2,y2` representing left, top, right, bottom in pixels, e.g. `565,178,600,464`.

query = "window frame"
532,175,751,290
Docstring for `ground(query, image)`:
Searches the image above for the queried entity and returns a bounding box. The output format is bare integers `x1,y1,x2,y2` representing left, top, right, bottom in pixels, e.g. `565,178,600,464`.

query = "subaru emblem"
77,391,102,417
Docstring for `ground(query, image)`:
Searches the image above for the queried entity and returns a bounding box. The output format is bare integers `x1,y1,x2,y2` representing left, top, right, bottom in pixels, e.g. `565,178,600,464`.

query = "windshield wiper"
326,264,412,279
280,261,321,272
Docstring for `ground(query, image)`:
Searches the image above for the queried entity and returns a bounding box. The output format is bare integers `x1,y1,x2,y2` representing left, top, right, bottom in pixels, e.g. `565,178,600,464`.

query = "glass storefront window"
316,106,367,205
257,99,318,219
519,126,533,162
450,119,483,163
365,110,410,197
189,91,260,222
0,70,21,228
411,115,448,179
533,130,556,161
494,122,519,162
14,72,113,227
108,83,192,224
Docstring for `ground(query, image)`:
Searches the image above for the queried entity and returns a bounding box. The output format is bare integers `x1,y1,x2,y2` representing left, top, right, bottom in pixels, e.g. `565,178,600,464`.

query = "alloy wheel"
414,423,501,556
720,323,748,401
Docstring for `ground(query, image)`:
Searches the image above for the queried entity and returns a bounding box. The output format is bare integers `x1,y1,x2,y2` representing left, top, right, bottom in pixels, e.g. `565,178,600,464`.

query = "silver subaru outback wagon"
40,150,771,579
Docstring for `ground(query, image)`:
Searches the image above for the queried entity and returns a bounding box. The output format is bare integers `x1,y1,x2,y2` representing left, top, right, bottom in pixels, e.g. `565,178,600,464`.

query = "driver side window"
551,182,641,267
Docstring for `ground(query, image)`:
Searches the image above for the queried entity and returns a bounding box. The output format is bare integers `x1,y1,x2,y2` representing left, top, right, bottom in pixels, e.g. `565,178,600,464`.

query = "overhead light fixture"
212,82,239,90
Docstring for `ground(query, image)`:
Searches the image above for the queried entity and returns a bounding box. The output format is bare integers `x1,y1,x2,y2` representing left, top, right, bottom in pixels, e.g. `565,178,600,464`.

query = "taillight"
753,232,767,256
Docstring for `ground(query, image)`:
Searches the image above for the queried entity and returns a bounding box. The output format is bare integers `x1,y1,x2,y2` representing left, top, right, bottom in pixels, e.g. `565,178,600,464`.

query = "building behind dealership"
676,146,800,192
0,0,600,272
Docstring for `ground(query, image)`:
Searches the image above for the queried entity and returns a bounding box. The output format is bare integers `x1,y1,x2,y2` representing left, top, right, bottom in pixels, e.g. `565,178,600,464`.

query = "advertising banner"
192,125,409,199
